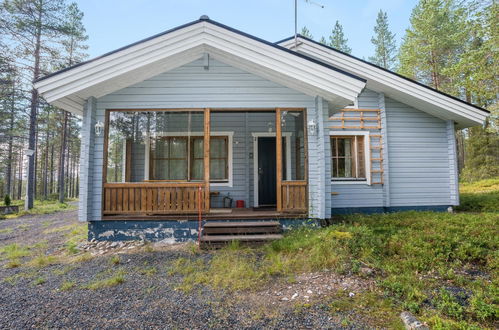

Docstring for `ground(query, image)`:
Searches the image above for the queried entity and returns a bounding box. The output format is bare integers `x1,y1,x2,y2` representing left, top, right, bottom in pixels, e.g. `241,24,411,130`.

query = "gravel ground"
0,210,375,329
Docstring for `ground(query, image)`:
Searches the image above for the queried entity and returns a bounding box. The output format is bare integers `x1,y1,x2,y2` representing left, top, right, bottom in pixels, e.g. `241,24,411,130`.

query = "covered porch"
102,108,308,219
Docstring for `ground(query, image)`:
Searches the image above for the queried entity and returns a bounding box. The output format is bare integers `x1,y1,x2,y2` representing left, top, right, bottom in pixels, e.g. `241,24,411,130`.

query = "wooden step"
203,226,282,235
200,234,283,242
203,221,280,228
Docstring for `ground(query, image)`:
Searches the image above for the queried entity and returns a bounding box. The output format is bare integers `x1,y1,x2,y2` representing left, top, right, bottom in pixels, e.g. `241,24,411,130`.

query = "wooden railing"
281,181,307,213
103,183,206,215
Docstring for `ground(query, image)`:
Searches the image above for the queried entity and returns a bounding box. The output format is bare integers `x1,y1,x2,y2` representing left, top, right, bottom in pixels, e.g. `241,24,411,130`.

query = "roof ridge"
35,19,365,84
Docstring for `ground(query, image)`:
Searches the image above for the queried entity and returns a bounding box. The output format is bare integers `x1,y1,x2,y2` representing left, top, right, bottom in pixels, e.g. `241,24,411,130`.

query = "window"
330,135,366,181
150,137,188,180
150,135,229,182
191,136,228,182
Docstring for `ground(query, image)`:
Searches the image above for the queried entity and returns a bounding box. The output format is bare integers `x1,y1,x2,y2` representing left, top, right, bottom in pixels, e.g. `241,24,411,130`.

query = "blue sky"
75,0,418,60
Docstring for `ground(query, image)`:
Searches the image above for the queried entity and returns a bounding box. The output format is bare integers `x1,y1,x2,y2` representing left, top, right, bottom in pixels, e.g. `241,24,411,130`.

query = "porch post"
276,108,283,211
204,108,210,211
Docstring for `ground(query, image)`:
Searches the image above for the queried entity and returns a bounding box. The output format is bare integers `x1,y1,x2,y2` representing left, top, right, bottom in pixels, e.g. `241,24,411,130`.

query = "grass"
84,269,126,290
0,227,13,234
27,255,58,268
456,178,499,212
3,199,77,219
109,255,120,265
0,243,33,267
60,280,76,291
32,276,46,285
171,178,498,328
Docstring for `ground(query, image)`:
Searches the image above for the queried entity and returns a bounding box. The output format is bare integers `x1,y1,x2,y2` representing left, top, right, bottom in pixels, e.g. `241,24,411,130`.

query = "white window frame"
329,131,371,185
145,131,234,187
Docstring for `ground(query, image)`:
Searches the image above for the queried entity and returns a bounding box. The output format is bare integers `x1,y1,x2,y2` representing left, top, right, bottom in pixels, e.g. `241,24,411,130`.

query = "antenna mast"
294,0,325,48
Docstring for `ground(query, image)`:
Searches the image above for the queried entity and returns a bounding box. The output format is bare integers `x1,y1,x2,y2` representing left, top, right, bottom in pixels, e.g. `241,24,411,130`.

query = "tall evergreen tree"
300,26,313,39
459,1,499,181
0,0,72,209
398,0,468,91
368,10,397,70
319,36,327,45
328,20,352,54
57,2,88,203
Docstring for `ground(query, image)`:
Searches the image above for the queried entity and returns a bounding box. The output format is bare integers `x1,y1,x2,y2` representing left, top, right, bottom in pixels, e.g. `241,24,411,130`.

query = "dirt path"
0,210,372,329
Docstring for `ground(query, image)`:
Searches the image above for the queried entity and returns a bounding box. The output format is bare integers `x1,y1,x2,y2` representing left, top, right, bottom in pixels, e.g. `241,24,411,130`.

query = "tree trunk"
17,149,23,200
43,110,50,199
58,111,68,203
5,85,15,197
49,143,54,194
26,10,42,210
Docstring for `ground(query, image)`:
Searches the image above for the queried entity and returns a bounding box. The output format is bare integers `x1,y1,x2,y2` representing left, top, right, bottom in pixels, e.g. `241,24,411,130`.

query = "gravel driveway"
0,210,373,329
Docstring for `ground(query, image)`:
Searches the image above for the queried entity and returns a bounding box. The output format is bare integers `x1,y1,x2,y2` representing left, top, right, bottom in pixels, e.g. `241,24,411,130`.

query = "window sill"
331,180,369,185
210,182,232,188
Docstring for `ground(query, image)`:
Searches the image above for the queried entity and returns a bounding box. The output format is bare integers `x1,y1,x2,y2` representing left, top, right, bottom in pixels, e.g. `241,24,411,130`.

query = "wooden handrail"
104,182,203,188
281,181,307,186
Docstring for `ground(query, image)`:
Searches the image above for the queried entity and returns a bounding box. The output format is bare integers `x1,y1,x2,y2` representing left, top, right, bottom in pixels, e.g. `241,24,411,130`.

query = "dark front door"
258,137,276,206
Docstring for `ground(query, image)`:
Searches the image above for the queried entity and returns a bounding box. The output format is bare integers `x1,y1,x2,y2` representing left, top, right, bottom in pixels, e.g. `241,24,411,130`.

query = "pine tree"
57,2,88,203
328,20,352,54
368,10,397,70
300,26,313,39
398,0,468,91
459,1,499,181
319,36,327,45
0,0,72,209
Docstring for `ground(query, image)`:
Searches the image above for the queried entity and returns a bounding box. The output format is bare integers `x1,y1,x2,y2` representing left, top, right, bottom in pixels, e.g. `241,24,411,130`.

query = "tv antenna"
295,0,325,48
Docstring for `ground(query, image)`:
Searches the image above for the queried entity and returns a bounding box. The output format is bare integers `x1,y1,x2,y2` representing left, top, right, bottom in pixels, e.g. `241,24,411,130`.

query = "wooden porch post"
204,108,210,212
276,108,282,212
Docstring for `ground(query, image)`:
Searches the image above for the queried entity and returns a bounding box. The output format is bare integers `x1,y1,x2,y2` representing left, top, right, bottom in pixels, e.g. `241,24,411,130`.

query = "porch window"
191,136,228,182
330,135,366,180
150,137,188,180
147,135,228,182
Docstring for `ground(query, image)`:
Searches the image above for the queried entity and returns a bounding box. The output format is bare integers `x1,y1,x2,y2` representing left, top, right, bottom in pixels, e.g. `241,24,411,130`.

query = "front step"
200,221,283,248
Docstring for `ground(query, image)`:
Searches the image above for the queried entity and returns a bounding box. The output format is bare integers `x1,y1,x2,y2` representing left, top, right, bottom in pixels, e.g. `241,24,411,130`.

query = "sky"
74,0,418,60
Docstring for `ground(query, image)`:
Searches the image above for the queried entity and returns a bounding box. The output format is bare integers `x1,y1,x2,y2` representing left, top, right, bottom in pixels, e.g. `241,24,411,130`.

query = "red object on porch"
236,200,245,208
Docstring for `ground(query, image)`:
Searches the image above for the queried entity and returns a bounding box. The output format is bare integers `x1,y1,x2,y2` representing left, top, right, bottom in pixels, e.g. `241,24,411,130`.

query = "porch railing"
103,183,206,215
281,181,307,213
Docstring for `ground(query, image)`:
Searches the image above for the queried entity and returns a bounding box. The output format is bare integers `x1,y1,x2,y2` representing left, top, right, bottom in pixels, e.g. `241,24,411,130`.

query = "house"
34,16,488,243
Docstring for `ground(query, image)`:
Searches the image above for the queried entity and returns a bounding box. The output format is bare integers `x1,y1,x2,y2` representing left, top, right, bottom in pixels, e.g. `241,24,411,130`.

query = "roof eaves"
35,18,205,83
277,34,489,114
35,18,366,85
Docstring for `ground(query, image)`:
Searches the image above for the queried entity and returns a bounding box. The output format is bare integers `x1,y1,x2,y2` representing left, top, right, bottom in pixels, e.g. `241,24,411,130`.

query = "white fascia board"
204,25,365,97
36,21,366,113
280,38,487,127
203,42,355,104
42,35,207,102
202,38,361,102
45,46,205,102
35,23,204,92
208,48,348,104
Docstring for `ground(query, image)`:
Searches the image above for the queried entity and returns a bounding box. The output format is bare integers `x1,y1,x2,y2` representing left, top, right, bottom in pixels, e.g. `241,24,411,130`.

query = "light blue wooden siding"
329,90,455,210
88,58,317,221
330,89,384,208
78,97,96,222
385,97,452,206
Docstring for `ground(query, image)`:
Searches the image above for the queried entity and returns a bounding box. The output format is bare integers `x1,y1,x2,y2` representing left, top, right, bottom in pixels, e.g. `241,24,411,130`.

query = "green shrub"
4,194,11,206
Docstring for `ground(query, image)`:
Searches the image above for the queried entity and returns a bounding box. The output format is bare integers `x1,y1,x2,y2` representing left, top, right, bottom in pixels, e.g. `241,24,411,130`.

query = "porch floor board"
102,208,306,220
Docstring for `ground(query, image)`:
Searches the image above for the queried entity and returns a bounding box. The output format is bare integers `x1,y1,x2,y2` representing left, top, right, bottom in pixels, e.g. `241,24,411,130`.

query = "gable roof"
34,17,366,115
277,35,488,128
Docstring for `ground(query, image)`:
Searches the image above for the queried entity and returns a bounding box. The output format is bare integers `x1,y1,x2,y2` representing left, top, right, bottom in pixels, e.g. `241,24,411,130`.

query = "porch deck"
102,207,307,220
